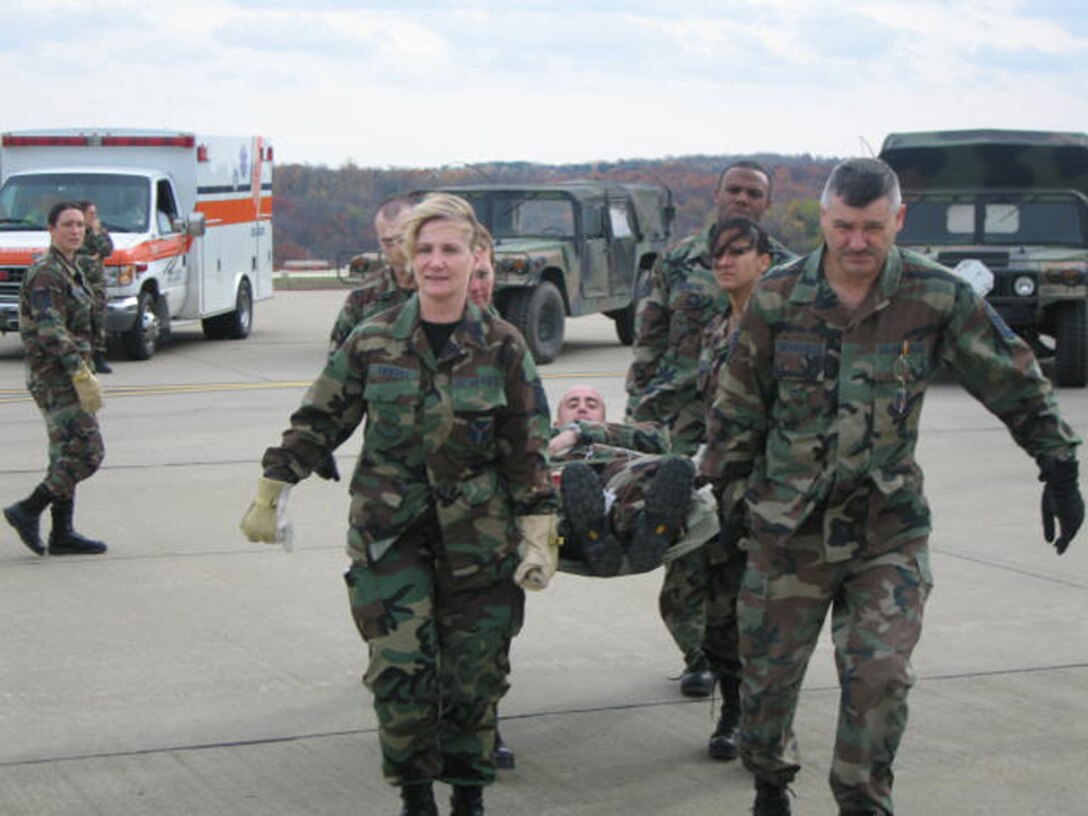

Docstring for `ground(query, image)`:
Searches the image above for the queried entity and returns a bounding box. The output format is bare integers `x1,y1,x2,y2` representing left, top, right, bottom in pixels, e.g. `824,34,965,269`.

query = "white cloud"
1,0,1085,167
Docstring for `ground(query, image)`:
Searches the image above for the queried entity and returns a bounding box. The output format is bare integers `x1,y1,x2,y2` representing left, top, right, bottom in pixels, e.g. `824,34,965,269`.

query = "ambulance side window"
156,180,179,235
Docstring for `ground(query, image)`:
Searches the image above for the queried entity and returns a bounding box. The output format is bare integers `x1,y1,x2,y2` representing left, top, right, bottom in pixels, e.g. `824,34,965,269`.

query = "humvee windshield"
454,191,577,239
900,193,1088,247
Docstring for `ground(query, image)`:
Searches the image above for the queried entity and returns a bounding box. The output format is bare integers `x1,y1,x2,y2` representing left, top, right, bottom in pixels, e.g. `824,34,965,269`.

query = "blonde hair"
401,193,482,261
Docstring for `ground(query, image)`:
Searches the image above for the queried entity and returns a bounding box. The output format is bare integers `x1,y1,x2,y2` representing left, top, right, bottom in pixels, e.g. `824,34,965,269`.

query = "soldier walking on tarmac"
242,194,557,816
626,160,794,697
327,194,417,354
702,158,1084,815
4,201,107,556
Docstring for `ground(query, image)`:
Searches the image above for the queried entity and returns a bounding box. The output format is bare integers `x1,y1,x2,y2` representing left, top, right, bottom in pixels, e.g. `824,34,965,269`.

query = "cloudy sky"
6,1,1086,168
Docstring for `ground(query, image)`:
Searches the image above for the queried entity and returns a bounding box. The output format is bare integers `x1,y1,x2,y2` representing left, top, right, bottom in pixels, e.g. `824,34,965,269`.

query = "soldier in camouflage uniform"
242,194,557,816
76,200,114,374
549,385,715,577
626,160,795,698
327,195,417,355
4,202,107,556
468,225,496,311
316,197,419,483
694,217,775,762
701,158,1084,816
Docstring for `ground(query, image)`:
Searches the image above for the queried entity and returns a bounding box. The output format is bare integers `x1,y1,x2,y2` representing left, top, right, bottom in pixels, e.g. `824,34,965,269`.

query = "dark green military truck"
880,129,1088,386
434,181,673,363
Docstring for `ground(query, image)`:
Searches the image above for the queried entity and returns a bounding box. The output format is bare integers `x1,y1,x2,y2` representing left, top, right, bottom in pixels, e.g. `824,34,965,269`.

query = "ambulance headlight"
1013,276,1035,297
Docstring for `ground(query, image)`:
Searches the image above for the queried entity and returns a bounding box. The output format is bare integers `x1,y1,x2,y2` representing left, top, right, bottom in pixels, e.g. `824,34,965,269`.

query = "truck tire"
203,279,253,340
1054,300,1088,387
122,289,162,360
504,282,565,364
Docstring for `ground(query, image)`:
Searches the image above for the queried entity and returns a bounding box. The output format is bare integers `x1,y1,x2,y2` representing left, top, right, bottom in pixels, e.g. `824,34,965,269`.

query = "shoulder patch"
30,287,54,315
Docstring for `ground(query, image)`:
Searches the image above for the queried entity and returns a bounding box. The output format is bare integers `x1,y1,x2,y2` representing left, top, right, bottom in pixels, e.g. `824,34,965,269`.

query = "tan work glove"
240,476,294,550
72,362,103,414
514,514,560,590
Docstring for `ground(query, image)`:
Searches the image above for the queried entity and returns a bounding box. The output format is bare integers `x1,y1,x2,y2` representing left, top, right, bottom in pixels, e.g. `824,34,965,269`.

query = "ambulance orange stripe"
0,249,43,265
105,236,192,265
0,237,191,267
198,196,273,226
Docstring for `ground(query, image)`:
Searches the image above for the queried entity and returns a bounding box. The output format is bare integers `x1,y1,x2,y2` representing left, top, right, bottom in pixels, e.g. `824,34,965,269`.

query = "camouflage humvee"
429,182,674,363
881,129,1088,386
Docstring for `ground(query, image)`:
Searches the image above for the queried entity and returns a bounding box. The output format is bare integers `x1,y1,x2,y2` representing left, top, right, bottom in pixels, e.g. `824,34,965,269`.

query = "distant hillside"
272,153,842,266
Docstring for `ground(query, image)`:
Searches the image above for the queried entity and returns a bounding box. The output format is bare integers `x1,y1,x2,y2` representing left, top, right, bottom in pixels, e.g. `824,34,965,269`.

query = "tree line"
272,153,843,267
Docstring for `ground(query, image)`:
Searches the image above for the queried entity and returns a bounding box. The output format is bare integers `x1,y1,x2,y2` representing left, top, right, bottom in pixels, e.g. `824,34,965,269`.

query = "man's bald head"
555,385,606,424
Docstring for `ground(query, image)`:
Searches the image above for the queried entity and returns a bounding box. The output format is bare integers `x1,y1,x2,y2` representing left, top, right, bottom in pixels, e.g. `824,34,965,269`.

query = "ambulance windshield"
0,172,151,233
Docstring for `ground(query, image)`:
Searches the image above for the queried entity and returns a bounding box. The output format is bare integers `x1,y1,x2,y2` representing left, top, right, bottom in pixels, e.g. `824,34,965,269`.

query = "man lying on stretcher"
548,385,719,577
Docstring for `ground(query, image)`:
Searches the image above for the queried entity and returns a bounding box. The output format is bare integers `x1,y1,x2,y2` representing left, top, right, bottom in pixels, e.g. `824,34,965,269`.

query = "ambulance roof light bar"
2,134,196,148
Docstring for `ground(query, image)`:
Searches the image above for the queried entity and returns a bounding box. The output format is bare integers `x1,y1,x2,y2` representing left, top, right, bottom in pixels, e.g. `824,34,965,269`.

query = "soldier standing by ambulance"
4,202,107,556
626,161,794,697
702,158,1083,816
241,193,557,816
77,200,114,374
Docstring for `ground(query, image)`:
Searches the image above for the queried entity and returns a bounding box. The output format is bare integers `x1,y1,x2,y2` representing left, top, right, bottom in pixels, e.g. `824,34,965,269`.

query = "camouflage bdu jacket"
551,420,670,474
627,225,793,454
265,296,556,578
703,246,1080,563
19,247,95,391
328,264,413,356
77,228,113,289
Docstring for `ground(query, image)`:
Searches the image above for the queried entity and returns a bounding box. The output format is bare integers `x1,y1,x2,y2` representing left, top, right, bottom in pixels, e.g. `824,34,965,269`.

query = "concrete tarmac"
0,289,1085,815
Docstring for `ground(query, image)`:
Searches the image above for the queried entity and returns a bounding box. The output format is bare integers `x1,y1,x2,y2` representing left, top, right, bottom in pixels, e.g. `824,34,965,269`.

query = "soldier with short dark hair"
4,201,107,556
327,194,418,355
702,157,1083,816
242,193,557,816
550,385,709,578
695,217,775,762
626,159,795,698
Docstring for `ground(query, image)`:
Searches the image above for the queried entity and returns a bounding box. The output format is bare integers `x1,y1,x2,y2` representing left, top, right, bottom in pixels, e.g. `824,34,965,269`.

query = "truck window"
155,180,179,234
0,173,151,233
609,203,634,238
490,196,575,238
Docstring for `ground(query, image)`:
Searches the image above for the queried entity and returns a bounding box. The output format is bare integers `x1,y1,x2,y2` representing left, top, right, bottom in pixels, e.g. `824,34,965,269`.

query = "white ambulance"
0,128,273,359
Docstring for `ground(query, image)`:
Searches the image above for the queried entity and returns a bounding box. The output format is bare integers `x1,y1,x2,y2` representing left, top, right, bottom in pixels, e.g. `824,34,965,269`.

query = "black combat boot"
560,462,623,576
491,728,515,770
4,484,54,556
708,675,740,760
48,497,107,555
398,782,437,816
629,456,694,572
450,785,484,816
93,351,113,374
752,778,791,816
679,654,715,698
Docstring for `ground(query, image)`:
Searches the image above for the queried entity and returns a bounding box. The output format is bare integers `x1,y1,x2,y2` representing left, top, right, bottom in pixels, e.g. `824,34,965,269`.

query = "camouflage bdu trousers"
344,513,524,787
31,385,104,499
83,263,109,353
655,428,710,670
738,526,932,815
659,547,709,669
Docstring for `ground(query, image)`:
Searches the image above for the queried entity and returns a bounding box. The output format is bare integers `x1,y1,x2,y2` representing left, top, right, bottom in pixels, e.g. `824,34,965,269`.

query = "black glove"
313,452,341,482
1038,457,1083,555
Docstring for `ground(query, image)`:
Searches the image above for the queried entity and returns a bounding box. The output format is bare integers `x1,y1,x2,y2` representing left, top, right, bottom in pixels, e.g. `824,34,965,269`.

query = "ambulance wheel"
203,279,253,340
122,290,161,360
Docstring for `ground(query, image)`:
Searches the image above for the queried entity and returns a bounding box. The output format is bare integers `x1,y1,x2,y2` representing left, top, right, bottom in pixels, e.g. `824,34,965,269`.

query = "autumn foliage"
272,153,842,267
